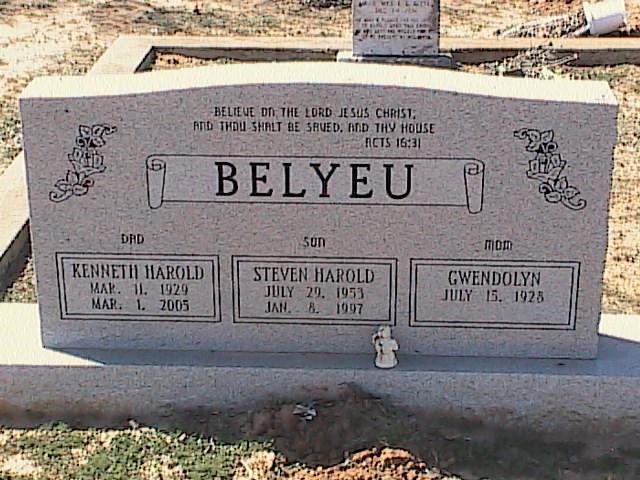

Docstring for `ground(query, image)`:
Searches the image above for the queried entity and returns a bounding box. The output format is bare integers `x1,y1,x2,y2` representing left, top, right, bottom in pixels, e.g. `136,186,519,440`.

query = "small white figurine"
372,325,399,369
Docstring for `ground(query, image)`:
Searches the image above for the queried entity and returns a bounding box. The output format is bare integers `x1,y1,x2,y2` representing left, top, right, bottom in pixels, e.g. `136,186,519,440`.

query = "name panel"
410,259,580,330
57,253,220,322
233,256,397,325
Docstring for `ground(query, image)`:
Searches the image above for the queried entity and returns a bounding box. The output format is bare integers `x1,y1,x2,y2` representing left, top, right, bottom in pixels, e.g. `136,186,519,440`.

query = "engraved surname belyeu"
146,155,485,214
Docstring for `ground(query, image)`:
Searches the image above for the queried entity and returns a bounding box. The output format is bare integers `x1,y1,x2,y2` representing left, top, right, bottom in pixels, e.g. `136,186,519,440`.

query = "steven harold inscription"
410,259,580,330
56,253,221,322
232,256,397,325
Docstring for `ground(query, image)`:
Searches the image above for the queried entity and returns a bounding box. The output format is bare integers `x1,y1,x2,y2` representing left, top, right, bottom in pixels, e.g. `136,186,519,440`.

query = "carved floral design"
514,128,586,211
50,124,117,202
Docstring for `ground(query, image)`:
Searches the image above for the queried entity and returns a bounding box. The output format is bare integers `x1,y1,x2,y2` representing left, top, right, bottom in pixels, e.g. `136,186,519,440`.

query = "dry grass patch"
563,65,640,314
0,452,42,478
0,422,269,479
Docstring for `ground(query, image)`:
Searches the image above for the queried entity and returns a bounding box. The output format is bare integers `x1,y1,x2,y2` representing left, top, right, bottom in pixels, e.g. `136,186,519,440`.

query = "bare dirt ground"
4,384,640,479
1,1,640,479
203,385,640,479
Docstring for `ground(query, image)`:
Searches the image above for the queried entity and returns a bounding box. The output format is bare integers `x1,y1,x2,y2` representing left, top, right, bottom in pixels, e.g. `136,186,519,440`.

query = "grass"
0,113,20,173
0,0,53,20
1,422,270,479
0,257,35,303
87,2,285,37
142,8,282,36
301,0,351,7
2,416,639,480
582,454,628,475
137,6,231,35
23,0,54,8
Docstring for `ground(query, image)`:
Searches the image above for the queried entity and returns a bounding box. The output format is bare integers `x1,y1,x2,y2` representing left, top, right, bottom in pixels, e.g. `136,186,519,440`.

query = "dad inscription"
20,63,617,358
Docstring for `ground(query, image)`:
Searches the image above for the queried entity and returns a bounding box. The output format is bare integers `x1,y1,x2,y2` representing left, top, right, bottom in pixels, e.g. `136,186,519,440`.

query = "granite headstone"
353,0,439,56
19,63,617,358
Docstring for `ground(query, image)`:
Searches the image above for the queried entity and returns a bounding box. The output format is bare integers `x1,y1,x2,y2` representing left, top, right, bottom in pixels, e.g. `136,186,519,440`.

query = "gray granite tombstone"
342,0,453,67
19,62,617,358
353,0,439,56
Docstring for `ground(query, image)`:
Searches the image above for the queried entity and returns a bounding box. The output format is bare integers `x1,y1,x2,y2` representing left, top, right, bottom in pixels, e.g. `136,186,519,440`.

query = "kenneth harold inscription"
57,254,220,321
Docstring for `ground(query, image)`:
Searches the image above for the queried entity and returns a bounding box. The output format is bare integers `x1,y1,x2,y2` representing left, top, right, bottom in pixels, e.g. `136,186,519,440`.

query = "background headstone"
353,0,439,56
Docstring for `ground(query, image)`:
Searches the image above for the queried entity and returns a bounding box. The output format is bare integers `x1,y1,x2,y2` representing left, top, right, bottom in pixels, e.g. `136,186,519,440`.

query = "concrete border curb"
0,154,29,293
89,36,640,75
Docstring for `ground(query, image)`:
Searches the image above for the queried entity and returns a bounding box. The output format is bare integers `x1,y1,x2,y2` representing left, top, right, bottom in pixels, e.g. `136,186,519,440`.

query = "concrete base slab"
336,50,455,68
1,303,640,434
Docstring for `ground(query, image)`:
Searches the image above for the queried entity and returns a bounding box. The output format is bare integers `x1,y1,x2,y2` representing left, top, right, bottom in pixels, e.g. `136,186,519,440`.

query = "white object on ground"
372,325,399,369
292,404,317,421
583,0,627,35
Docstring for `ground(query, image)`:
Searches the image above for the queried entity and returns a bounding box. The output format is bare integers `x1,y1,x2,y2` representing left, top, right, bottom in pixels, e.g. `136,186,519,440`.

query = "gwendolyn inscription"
442,269,542,302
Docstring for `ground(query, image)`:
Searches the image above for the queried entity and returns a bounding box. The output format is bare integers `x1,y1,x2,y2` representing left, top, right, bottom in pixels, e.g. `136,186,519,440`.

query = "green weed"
8,422,268,479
